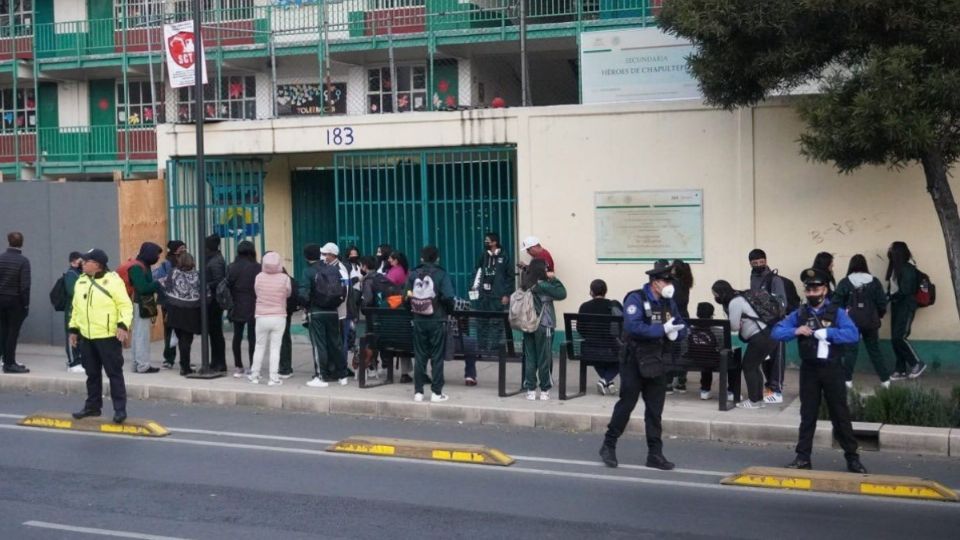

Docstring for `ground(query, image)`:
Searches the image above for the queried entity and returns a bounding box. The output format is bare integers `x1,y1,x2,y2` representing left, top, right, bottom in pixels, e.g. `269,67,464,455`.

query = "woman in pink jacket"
249,251,292,385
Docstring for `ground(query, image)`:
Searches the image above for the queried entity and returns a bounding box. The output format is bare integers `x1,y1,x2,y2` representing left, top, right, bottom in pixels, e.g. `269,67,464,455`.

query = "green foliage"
862,385,954,427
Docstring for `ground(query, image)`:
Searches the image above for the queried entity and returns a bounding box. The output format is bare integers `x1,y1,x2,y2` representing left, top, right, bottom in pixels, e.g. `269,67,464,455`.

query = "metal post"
189,0,220,379
519,0,530,106
388,18,398,113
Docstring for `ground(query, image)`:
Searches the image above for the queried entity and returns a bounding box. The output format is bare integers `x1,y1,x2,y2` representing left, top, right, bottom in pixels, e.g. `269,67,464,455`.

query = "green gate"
291,169,337,280
334,147,516,295
166,158,266,263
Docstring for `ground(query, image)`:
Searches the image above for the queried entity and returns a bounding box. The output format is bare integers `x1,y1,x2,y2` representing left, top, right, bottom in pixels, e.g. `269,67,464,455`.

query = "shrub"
863,385,954,427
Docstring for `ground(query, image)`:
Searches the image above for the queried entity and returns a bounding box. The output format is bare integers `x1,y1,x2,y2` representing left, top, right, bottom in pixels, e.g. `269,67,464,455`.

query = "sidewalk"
3,337,957,458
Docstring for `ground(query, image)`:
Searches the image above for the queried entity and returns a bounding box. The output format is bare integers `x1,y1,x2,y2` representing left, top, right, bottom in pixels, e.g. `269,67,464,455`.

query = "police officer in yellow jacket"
68,249,133,424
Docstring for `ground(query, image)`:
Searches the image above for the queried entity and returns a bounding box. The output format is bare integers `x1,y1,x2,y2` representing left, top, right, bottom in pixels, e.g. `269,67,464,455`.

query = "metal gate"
166,158,266,263
334,147,516,295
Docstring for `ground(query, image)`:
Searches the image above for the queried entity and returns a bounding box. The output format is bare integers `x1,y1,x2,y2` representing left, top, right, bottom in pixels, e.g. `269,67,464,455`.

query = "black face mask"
348,256,359,264
806,295,825,307
751,265,767,276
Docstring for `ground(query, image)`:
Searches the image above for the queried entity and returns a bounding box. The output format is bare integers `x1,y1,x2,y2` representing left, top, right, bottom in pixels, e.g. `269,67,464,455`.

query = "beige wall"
159,100,960,341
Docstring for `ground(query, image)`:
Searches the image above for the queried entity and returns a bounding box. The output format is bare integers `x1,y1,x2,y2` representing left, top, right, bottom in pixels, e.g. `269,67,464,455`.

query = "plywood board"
117,177,167,342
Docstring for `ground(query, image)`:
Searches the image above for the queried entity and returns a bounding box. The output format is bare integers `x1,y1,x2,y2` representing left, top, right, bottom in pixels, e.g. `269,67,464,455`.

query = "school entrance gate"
293,146,517,294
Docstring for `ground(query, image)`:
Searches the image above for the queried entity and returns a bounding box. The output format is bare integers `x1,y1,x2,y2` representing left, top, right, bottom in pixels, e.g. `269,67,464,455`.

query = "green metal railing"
37,125,156,163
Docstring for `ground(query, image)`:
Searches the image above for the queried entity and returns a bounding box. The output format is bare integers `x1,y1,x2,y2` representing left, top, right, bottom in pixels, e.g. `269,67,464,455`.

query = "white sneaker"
539,391,550,401
367,368,379,380
736,400,765,409
247,375,260,384
763,391,783,404
431,393,449,403
268,379,282,387
607,383,617,395
596,380,607,395
233,368,247,379
339,377,349,386
68,365,85,374
278,373,293,380
880,380,891,389
700,390,711,400
845,380,853,389
526,390,537,401
727,391,736,402
414,392,424,402
306,377,329,388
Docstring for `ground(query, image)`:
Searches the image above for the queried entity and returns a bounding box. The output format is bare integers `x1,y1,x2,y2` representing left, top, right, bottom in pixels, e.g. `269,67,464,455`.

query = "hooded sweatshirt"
255,252,292,318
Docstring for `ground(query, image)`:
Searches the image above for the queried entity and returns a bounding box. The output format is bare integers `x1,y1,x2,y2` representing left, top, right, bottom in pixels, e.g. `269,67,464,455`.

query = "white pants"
250,315,285,381
131,303,153,372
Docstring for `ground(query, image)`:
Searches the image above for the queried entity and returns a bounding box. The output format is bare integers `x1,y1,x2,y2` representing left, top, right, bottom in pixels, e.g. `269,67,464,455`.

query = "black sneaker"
400,374,413,384
847,458,867,474
72,408,101,419
646,454,675,470
786,457,812,470
599,444,618,468
140,367,160,374
908,361,927,379
2,363,29,374
161,362,174,370
675,382,687,393
665,384,675,395
113,411,127,424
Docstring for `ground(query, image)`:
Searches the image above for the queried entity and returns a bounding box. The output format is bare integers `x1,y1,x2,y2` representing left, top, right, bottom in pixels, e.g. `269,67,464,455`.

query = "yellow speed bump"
328,436,514,466
18,412,169,438
721,466,958,502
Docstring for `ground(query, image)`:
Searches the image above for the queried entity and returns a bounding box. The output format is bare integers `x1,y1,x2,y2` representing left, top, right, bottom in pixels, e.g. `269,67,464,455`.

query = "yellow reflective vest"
68,271,133,340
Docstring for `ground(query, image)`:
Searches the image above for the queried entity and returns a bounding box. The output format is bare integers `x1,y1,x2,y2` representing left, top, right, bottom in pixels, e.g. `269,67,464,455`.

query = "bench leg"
719,351,732,411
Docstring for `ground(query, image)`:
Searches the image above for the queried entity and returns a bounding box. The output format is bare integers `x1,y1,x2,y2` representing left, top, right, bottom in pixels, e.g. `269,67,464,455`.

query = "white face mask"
660,284,676,299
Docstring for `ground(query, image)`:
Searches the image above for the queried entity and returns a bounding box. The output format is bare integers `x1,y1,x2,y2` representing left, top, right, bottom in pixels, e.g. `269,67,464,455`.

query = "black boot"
786,456,812,470
846,457,867,474
599,444,618,468
113,411,127,424
646,454,675,470
72,408,101,419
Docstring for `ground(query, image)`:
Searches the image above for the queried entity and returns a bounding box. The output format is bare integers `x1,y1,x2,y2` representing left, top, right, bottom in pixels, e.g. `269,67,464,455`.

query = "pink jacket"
255,252,291,318
386,265,407,287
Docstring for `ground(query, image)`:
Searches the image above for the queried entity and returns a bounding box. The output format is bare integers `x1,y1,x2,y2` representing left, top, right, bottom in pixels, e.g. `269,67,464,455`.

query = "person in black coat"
226,241,261,377
205,234,227,372
668,260,693,392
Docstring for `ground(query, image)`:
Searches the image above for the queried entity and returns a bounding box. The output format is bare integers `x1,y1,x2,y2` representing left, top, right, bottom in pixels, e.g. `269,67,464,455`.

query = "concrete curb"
3,374,956,458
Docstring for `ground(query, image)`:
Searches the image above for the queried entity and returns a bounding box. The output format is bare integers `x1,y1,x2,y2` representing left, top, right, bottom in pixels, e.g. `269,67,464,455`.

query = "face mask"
661,284,676,299
348,256,358,264
751,265,767,275
806,295,825,307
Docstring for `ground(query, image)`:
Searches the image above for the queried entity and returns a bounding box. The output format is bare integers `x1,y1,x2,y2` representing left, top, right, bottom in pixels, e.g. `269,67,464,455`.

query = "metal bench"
448,309,524,398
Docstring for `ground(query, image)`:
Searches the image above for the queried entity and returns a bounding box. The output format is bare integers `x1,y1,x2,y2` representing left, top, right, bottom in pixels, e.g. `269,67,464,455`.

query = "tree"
659,0,960,320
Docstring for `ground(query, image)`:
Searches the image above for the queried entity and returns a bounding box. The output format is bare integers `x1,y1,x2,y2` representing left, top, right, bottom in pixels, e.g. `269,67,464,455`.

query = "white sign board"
164,20,208,89
580,27,699,104
595,190,703,263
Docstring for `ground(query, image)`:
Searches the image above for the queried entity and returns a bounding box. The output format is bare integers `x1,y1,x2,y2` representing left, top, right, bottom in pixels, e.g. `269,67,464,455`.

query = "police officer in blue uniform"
771,267,867,473
600,260,687,470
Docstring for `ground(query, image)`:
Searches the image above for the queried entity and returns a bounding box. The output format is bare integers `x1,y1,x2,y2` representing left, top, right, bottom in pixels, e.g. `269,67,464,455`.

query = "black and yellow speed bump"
328,436,514,466
722,466,958,502
18,412,169,437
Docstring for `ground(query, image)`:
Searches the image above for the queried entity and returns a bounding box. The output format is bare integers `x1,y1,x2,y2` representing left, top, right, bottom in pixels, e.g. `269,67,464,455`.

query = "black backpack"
739,289,786,326
49,273,68,312
312,262,347,309
763,270,800,311
847,281,881,330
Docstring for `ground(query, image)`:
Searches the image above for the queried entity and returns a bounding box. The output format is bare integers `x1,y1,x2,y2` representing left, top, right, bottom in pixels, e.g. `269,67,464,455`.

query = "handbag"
139,293,159,320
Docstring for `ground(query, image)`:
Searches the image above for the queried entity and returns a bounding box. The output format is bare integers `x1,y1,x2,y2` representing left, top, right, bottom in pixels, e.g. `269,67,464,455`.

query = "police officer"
69,249,133,424
599,260,686,470
771,267,867,473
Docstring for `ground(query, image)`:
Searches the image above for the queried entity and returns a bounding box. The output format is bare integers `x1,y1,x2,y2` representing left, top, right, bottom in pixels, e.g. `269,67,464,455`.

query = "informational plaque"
595,190,703,263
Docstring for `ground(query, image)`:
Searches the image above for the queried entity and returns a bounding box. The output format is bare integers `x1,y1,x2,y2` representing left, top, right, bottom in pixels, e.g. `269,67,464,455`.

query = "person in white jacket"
249,251,292,386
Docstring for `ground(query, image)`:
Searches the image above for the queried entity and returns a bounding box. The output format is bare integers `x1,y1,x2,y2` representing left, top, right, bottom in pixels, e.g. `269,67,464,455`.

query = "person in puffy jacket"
248,251,292,385
68,249,133,424
227,241,261,377
161,252,202,376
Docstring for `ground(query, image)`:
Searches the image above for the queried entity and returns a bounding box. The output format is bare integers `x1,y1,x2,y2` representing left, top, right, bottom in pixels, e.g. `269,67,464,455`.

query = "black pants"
279,313,293,375
841,327,890,382
890,301,921,373
65,314,82,368
79,337,127,414
796,360,859,462
308,311,346,380
162,312,176,365
173,328,194,370
0,297,27,367
232,320,256,369
742,331,780,402
763,342,786,393
604,356,667,456
207,302,226,371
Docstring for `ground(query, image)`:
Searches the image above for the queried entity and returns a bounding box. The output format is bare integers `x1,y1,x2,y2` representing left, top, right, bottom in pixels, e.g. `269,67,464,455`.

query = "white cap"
520,236,540,251
320,242,339,256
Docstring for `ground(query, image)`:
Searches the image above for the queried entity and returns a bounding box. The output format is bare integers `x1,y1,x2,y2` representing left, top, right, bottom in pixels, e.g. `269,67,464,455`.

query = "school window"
115,0,164,29
0,0,33,34
117,82,165,127
176,75,256,122
0,88,36,134
371,0,425,7
367,65,426,114
175,0,254,21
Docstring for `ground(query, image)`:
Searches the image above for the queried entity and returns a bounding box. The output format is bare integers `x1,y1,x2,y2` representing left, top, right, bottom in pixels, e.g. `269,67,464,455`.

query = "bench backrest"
679,318,732,369
449,309,517,357
563,312,624,363
362,307,415,354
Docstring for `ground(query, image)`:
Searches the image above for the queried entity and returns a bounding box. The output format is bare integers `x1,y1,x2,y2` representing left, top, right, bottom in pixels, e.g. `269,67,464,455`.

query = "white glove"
814,328,828,341
666,330,680,342
663,319,685,336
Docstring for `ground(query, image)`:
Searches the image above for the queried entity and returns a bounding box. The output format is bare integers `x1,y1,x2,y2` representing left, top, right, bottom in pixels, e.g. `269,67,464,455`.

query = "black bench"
558,314,742,410
358,308,523,397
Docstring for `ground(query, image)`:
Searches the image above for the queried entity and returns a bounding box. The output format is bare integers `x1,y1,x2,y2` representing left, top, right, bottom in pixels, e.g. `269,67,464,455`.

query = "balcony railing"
29,1,658,59
37,126,156,163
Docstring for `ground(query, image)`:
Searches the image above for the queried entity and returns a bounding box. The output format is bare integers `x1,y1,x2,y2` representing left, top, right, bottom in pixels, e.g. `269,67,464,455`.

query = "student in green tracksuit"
520,258,567,401
468,232,515,385
885,241,927,380
405,245,456,403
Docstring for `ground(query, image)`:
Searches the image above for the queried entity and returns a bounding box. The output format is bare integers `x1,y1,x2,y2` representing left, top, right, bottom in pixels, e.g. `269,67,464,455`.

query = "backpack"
915,268,936,308
410,269,438,316
847,282,880,329
508,288,542,332
762,270,800,311
312,262,347,309
116,259,146,299
216,278,234,312
739,289,786,326
49,273,68,312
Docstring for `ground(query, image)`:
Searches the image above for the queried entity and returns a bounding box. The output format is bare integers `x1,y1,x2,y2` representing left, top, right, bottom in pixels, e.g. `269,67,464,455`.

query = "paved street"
0,390,958,540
